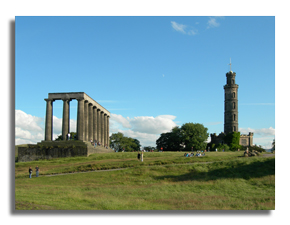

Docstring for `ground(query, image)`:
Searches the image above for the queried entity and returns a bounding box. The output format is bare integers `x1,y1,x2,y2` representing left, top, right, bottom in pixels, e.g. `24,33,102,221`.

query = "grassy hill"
15,151,275,210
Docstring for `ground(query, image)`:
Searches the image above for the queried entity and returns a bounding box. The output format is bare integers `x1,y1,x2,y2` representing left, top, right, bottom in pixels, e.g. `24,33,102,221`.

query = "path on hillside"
42,153,275,178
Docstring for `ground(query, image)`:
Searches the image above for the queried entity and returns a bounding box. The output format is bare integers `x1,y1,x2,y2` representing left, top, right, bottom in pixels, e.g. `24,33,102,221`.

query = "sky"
15,16,275,148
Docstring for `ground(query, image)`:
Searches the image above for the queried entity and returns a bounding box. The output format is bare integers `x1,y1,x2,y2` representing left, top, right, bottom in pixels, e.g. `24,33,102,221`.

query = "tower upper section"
224,71,239,134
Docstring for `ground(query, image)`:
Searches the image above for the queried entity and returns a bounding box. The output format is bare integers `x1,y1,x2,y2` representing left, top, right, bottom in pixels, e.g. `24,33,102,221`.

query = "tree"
132,139,141,151
110,132,124,151
156,123,209,151
271,139,275,152
224,132,241,150
181,123,209,151
55,132,77,141
156,132,180,151
109,132,141,152
143,146,156,151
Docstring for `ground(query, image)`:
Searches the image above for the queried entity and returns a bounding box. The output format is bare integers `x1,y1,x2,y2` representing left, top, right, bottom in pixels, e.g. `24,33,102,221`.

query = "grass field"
15,151,275,210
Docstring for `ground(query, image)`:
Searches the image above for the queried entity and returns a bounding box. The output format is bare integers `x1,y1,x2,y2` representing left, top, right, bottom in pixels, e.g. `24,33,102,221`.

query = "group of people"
28,166,40,178
184,152,194,157
184,151,206,157
90,139,105,148
137,151,144,162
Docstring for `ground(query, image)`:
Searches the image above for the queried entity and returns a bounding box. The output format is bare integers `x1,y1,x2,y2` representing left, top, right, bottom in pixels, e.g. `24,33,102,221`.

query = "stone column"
77,99,84,141
88,103,93,142
100,111,104,146
97,109,101,143
62,99,70,140
45,99,53,141
107,115,110,147
93,106,97,142
84,100,89,141
104,114,107,146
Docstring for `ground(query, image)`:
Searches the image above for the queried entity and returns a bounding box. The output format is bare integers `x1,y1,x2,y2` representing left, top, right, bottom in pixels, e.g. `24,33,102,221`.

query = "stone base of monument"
17,140,113,162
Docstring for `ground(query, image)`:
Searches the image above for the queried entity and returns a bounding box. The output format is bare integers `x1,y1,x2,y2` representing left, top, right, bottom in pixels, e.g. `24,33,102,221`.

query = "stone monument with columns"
44,92,110,146
18,92,112,162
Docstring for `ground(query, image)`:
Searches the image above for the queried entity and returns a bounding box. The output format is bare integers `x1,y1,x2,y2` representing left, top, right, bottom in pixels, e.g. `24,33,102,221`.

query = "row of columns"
45,98,110,147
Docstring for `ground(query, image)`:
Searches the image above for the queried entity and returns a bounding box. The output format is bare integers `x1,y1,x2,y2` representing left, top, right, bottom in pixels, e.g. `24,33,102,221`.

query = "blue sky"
15,16,275,148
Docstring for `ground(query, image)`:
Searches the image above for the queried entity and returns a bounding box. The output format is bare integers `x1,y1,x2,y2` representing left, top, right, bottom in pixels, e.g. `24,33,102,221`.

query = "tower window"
233,126,236,132
233,114,236,121
232,92,235,98
232,79,234,84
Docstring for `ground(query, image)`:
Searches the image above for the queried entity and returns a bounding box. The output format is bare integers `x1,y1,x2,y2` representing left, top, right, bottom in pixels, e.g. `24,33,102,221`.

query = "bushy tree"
110,132,141,152
216,144,230,152
55,132,77,141
143,146,156,151
181,123,209,151
156,131,183,151
156,123,209,151
224,132,241,150
271,139,275,152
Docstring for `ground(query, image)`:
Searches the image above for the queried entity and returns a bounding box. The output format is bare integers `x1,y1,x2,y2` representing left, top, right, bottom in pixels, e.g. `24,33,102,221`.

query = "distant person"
29,167,32,178
141,152,144,162
35,166,40,177
67,133,70,140
215,148,217,152
138,152,141,161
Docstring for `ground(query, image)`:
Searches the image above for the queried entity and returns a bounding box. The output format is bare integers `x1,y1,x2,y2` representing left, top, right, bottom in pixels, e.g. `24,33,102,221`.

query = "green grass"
15,151,275,210
15,151,249,178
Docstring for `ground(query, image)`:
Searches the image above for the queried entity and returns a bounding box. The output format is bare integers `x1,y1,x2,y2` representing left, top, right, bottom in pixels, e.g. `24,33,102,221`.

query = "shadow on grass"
154,158,275,182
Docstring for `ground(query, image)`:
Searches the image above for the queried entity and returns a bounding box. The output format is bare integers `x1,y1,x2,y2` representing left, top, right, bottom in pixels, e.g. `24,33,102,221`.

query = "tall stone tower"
224,68,239,134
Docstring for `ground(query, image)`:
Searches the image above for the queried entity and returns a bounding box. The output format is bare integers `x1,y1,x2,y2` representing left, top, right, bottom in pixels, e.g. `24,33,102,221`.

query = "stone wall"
18,145,88,162
17,141,114,162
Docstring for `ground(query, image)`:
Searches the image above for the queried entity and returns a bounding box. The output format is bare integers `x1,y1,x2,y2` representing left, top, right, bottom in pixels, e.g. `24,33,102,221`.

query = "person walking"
29,167,33,178
67,133,70,140
141,152,144,162
137,152,141,161
35,166,40,177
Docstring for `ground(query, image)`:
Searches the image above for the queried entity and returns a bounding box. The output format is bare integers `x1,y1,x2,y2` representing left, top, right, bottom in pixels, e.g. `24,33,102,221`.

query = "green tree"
55,132,77,141
271,139,275,152
132,139,141,151
181,123,209,151
216,144,230,151
109,132,141,152
156,123,209,151
143,146,156,151
110,132,124,151
224,132,241,150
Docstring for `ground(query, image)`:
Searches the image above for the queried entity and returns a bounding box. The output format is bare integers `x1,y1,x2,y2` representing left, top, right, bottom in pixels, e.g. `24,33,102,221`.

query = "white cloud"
207,17,220,28
110,114,131,128
188,30,197,35
110,114,178,146
239,127,275,136
130,115,177,134
239,127,275,149
120,129,160,147
15,110,77,145
171,21,187,34
15,110,43,132
15,110,44,145
171,21,197,36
